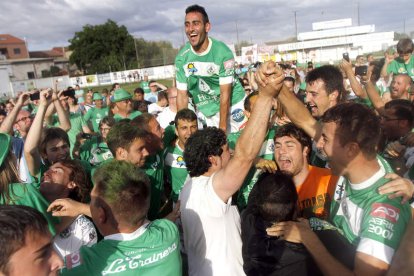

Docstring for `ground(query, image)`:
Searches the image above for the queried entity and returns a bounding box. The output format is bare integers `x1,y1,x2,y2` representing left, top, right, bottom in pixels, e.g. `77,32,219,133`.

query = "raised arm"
256,61,321,140
340,59,368,100
0,92,30,134
213,68,284,202
218,83,231,132
365,66,386,114
24,90,52,177
53,90,71,131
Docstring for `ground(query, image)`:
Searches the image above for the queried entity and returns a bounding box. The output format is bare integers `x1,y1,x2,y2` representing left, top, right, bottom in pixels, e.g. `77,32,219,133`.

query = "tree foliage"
69,20,178,74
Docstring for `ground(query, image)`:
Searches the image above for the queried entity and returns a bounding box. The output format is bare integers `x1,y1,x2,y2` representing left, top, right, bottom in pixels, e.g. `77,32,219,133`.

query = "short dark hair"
184,127,227,177
244,91,258,112
0,205,49,274
274,123,312,160
106,121,149,155
99,116,116,128
185,4,209,23
320,102,380,157
247,171,298,223
385,99,414,127
174,108,197,126
39,127,70,157
306,65,346,102
58,159,92,203
131,113,155,132
93,160,150,226
134,88,144,95
396,38,414,54
157,91,168,102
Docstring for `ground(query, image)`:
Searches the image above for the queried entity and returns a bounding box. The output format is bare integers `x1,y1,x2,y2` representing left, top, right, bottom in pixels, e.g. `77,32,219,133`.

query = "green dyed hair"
93,160,150,225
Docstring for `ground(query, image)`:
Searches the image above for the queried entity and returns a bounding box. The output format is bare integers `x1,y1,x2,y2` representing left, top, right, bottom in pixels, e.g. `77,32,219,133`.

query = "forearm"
365,81,385,113
219,85,231,131
278,85,319,139
176,90,189,111
346,71,367,99
380,62,389,79
0,103,21,134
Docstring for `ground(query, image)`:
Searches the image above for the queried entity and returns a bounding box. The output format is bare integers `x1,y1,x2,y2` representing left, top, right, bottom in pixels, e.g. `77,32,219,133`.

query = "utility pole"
294,11,298,39
134,38,140,69
357,2,360,26
235,20,240,56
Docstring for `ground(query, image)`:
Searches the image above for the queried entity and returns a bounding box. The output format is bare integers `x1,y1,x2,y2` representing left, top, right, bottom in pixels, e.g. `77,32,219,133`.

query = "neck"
177,139,185,150
169,104,177,113
292,165,310,187
103,219,146,237
193,37,210,54
117,110,129,118
344,155,380,184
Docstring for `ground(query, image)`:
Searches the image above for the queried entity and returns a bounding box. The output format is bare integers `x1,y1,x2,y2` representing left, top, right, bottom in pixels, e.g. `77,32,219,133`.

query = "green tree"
69,20,135,74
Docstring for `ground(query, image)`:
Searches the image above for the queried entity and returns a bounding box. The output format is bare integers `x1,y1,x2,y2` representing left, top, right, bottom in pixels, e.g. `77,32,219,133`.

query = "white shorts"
197,97,247,134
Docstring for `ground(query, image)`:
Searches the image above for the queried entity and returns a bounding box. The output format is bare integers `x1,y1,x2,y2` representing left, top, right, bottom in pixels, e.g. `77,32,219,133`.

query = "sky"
1,0,413,51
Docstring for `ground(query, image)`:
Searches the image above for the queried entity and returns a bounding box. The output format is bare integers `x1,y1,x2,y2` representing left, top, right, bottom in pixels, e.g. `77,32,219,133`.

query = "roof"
0,34,25,45
30,49,64,58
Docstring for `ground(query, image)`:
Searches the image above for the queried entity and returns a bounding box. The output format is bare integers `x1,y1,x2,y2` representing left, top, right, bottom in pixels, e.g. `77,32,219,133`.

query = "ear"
329,90,339,102
174,127,178,137
345,142,359,158
208,155,217,167
97,205,107,224
205,22,211,33
303,146,310,157
67,181,77,190
116,147,127,161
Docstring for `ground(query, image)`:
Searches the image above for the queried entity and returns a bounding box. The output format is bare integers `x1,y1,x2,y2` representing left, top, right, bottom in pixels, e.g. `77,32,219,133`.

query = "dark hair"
385,99,414,127
320,102,380,157
185,4,209,23
244,91,258,112
39,127,70,158
0,205,49,274
369,59,385,83
396,38,414,54
157,90,168,102
184,127,227,177
134,88,144,95
58,159,92,203
274,123,312,160
131,113,155,132
306,65,346,102
248,171,298,223
133,100,149,113
93,160,150,226
174,108,197,126
106,121,149,155
99,116,116,128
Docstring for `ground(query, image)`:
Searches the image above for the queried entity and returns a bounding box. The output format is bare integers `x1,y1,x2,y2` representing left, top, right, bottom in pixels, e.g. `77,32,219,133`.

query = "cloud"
0,0,413,51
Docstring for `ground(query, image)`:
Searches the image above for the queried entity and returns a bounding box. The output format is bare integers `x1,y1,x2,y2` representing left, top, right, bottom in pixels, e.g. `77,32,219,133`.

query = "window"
13,48,21,55
27,72,35,79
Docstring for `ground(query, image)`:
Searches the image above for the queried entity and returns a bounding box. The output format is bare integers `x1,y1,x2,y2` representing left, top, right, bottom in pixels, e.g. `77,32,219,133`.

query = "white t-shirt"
179,174,245,276
148,103,165,116
157,107,176,129
54,215,98,258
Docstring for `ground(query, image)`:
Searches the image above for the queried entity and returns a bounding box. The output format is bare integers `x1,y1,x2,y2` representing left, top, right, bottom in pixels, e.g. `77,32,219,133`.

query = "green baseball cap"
92,93,102,101
0,133,12,167
113,88,132,102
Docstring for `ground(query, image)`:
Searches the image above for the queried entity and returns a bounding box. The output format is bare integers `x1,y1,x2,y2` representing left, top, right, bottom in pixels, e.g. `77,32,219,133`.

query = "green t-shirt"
140,81,151,94
79,136,114,167
143,152,164,220
387,55,414,81
113,110,142,122
60,219,182,276
175,37,245,117
164,141,188,202
52,112,87,157
83,107,109,132
0,183,59,235
227,127,276,210
330,160,411,264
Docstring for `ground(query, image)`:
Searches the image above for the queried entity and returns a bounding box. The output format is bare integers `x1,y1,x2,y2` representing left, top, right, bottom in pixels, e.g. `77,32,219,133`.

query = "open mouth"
278,157,292,170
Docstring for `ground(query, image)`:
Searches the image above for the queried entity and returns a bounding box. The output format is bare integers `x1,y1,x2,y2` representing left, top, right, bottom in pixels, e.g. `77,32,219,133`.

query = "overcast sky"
1,0,413,51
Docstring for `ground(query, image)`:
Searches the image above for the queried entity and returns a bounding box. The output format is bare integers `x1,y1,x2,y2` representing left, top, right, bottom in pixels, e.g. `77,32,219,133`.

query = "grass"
87,78,174,93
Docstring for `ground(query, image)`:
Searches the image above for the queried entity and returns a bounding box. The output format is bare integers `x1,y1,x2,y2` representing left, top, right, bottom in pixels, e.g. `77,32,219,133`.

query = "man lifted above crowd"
175,4,246,133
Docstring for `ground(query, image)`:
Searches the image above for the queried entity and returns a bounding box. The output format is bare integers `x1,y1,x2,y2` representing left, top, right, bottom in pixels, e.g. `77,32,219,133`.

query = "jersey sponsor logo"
102,242,178,275
371,203,400,223
176,156,186,167
187,63,198,74
66,252,82,269
368,217,395,240
231,108,245,123
206,65,215,75
224,59,235,69
198,79,215,96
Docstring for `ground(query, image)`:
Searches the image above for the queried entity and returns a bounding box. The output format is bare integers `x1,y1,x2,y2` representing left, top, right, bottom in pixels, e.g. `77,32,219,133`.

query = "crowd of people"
1,4,414,276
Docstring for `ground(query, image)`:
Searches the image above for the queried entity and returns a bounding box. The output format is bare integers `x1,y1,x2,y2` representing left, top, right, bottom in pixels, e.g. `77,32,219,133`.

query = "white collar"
104,220,150,241
348,159,385,190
